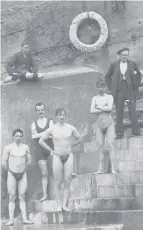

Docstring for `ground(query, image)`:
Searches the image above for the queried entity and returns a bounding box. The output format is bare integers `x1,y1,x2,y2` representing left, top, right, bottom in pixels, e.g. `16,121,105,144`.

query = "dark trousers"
115,81,139,135
11,72,39,81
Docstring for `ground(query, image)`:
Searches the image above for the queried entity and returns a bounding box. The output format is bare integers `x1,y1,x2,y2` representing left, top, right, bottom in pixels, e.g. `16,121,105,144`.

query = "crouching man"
4,42,43,84
2,129,33,226
90,78,117,174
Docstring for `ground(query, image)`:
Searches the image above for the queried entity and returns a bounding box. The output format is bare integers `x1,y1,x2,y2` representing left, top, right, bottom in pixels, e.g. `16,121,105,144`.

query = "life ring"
69,12,108,52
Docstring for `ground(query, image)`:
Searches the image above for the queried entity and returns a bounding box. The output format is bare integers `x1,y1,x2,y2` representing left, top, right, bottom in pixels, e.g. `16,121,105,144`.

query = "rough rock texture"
1,1,143,74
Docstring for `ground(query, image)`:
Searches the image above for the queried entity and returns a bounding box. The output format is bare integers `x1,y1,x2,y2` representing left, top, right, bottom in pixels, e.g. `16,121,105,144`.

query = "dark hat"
117,47,129,55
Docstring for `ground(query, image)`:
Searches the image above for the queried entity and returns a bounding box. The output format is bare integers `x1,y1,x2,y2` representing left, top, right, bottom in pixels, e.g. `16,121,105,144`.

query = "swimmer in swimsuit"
31,102,54,201
39,108,81,211
2,129,33,226
90,78,117,174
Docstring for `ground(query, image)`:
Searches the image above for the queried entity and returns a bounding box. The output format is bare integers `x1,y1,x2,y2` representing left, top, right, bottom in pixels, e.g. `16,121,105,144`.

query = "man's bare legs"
106,125,117,173
93,126,105,174
38,160,48,201
18,172,32,224
53,155,63,211
6,172,17,226
63,154,73,211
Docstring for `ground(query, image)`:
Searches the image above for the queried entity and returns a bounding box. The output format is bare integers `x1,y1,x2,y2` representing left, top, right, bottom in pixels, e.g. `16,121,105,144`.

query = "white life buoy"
69,12,108,52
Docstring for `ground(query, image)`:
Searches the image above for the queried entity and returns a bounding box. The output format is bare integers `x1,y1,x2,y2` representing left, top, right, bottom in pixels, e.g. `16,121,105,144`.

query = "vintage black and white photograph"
1,0,143,230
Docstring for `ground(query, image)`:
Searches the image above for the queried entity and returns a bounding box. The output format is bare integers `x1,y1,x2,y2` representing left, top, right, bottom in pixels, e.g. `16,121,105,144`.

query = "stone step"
1,220,123,230
95,172,143,186
66,225,124,230
79,151,143,175
117,161,143,173
28,173,143,211
84,136,143,152
33,197,141,212
28,210,143,226
114,149,143,161
96,184,134,198
68,198,142,211
114,136,143,150
70,175,143,199
80,149,143,174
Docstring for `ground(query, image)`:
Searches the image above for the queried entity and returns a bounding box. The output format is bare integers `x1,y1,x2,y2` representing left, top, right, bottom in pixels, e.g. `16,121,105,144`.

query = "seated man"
90,78,117,174
3,42,43,83
2,129,33,226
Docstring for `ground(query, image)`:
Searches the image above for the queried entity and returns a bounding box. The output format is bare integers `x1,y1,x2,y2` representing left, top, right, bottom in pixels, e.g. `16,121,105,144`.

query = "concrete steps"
27,210,143,228
28,172,143,213
33,197,141,212
1,221,123,230
81,136,143,174
70,174,143,198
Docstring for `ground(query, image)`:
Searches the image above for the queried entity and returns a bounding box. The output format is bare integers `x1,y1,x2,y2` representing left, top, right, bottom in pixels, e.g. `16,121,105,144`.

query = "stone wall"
1,1,143,73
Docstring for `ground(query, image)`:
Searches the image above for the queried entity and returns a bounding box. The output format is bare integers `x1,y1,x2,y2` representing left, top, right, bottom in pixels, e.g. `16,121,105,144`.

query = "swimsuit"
34,119,54,161
7,143,28,180
58,155,70,164
8,170,25,181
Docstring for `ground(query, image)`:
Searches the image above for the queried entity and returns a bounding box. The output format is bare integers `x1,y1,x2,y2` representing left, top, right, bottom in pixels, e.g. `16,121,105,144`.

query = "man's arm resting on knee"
90,97,102,114
72,127,81,147
39,129,53,154
2,146,10,170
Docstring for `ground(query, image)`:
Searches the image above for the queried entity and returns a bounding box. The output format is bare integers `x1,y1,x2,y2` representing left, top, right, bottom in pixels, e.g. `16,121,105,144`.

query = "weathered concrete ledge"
27,210,143,227
33,197,140,212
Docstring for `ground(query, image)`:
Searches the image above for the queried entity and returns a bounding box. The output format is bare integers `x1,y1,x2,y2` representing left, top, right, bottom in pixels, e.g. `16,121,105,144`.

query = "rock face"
1,1,143,72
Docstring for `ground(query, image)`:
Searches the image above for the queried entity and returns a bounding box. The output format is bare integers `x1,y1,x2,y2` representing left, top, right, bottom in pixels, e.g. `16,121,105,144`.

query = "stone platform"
27,134,143,229
1,221,123,230
81,136,143,174
26,210,143,229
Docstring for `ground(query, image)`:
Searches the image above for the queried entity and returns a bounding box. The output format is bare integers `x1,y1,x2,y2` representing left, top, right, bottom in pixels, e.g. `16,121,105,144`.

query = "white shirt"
120,62,127,76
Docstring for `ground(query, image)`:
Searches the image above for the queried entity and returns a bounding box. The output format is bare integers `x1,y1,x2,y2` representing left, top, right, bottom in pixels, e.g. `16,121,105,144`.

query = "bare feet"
72,173,77,178
38,73,44,79
16,79,22,84
3,76,13,84
111,169,117,174
40,195,48,202
22,219,33,224
92,170,103,175
57,201,62,212
62,206,70,212
5,220,14,226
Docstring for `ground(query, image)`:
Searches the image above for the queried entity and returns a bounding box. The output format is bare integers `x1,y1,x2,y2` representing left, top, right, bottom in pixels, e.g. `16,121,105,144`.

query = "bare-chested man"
2,129,33,226
39,108,81,211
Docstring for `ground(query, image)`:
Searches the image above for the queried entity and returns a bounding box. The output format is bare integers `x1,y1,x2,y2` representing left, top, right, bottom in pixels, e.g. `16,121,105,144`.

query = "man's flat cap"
117,47,129,55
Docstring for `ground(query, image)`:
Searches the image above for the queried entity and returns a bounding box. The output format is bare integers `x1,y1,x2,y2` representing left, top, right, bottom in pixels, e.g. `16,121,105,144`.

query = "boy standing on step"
90,78,117,174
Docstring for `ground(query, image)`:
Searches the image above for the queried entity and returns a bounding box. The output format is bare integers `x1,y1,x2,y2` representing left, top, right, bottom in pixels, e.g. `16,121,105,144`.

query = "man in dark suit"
105,48,141,138
4,42,43,83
